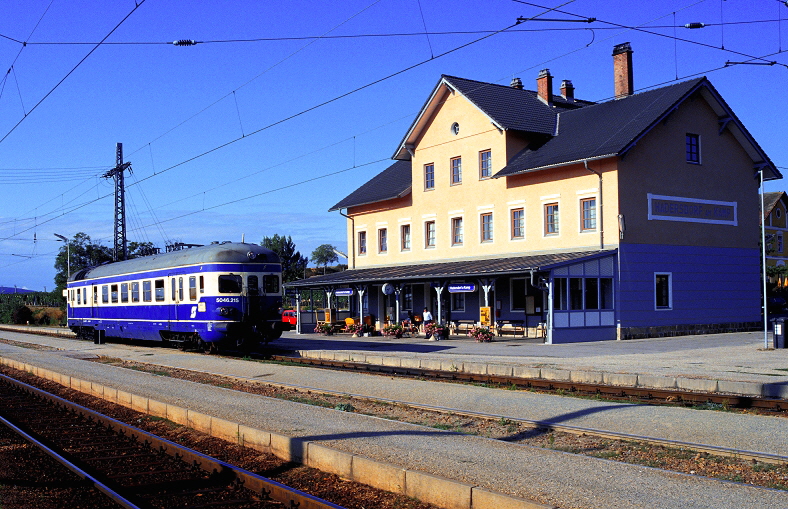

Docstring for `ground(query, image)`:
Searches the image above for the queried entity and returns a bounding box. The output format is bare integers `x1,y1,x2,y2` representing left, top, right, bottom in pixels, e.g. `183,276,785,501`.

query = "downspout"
584,160,604,250
338,209,355,269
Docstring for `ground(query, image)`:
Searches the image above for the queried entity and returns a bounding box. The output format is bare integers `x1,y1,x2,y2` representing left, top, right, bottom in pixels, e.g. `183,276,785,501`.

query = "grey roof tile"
286,250,615,287
329,160,412,211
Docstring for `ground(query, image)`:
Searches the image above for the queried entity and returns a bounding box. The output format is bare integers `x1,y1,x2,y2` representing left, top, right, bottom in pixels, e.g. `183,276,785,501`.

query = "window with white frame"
451,157,462,185
425,221,436,248
655,273,672,310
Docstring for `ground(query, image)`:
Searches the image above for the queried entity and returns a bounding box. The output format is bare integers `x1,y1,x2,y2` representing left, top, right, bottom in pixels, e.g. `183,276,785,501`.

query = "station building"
763,191,788,287
288,43,781,343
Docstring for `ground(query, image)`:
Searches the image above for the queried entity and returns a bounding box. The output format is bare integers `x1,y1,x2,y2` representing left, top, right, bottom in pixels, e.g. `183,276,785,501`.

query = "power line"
0,1,148,146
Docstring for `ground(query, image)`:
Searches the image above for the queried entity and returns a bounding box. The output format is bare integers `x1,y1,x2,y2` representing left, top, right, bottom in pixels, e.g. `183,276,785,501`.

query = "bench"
452,320,476,336
496,320,525,337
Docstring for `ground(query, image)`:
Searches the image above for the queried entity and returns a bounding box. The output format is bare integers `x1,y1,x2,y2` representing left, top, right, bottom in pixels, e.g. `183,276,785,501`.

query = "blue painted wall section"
618,243,761,327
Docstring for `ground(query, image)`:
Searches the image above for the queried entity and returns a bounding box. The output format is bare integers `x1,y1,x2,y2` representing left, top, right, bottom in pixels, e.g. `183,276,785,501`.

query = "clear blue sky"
0,0,786,291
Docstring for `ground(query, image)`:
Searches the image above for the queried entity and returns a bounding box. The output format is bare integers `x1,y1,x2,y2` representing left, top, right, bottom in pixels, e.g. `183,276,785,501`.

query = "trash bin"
774,317,786,349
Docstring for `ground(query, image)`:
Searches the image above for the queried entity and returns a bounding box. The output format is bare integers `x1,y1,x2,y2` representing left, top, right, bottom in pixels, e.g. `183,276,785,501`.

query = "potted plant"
347,323,364,337
314,323,334,335
382,323,404,338
469,325,494,343
424,322,447,341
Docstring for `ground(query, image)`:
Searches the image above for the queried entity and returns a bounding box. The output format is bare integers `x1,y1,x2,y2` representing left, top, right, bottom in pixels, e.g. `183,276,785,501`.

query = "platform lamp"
54,234,70,280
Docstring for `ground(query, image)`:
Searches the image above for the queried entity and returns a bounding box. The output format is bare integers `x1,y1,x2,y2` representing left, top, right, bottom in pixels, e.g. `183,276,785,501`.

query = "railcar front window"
247,275,259,296
189,277,197,301
131,282,140,302
155,279,165,302
121,283,129,303
218,275,242,294
143,281,152,302
263,275,279,294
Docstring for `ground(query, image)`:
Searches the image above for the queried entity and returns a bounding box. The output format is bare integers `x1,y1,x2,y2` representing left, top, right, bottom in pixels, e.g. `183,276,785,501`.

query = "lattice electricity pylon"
102,143,132,261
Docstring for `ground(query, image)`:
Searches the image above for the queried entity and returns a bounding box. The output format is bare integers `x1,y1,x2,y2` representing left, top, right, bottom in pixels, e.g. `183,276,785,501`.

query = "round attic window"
450,122,460,135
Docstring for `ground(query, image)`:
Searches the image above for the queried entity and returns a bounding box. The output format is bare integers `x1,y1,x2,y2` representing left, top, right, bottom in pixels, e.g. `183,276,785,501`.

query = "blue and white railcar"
64,242,283,350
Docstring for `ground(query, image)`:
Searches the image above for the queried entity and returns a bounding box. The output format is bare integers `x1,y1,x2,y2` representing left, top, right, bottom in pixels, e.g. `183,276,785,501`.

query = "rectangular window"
402,285,413,310
199,275,204,294
264,275,279,294
600,278,614,309
379,228,388,253
190,276,198,300
131,282,140,302
779,232,784,253
401,224,411,251
584,278,599,310
569,278,584,310
171,278,176,301
110,284,118,303
425,221,436,248
511,208,525,239
451,157,462,184
479,150,492,179
143,281,152,302
655,273,672,310
120,283,129,303
77,288,81,305
218,275,242,294
581,198,596,231
511,278,527,311
246,275,258,296
686,133,700,163
480,212,493,242
358,231,367,255
553,278,568,310
544,203,559,235
424,163,435,190
155,279,165,302
451,292,465,311
451,217,463,245
93,286,98,304
178,277,184,302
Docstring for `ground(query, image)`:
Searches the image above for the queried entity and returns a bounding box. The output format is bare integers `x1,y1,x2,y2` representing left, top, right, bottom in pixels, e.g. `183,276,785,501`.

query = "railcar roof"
69,243,280,282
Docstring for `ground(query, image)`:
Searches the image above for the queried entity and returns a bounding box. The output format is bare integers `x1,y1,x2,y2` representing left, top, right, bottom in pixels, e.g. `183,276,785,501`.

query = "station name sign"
448,283,476,293
335,288,354,296
647,194,737,226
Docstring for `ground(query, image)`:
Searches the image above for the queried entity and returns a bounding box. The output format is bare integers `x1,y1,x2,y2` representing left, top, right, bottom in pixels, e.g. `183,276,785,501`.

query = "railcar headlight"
218,306,234,317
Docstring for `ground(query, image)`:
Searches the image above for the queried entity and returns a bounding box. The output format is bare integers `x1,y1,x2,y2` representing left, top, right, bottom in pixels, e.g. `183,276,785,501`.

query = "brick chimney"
613,42,633,98
510,77,523,89
560,80,574,102
536,69,553,105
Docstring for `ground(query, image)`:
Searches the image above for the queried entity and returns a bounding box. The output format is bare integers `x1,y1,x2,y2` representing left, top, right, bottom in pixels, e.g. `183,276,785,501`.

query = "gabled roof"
329,160,411,212
495,78,781,180
392,75,593,161
286,249,615,287
763,191,788,219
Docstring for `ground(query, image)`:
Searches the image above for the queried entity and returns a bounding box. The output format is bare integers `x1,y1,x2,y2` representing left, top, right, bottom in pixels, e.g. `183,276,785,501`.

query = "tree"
311,244,339,275
54,233,113,294
261,234,308,283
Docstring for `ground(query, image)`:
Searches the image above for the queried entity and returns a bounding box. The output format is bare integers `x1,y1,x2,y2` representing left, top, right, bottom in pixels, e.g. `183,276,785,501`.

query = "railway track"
0,372,344,509
268,354,788,413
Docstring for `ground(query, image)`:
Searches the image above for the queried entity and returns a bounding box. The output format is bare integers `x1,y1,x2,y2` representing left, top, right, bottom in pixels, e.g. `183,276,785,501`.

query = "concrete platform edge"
0,355,553,509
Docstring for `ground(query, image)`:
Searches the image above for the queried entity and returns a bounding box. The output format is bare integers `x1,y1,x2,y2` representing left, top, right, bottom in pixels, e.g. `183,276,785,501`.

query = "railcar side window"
143,281,152,302
263,275,279,294
155,279,165,302
171,278,176,301
102,285,109,304
131,282,140,302
199,276,204,294
111,285,118,303
77,288,81,305
247,276,259,296
178,277,184,302
121,283,129,303
189,277,197,301
93,286,98,304
218,275,242,294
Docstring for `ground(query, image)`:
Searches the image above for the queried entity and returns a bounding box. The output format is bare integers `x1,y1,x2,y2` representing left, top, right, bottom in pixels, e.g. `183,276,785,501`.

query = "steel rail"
0,372,346,509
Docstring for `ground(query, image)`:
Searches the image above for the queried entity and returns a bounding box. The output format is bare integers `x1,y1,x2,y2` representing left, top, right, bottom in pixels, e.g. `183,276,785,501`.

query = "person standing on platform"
423,307,434,339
